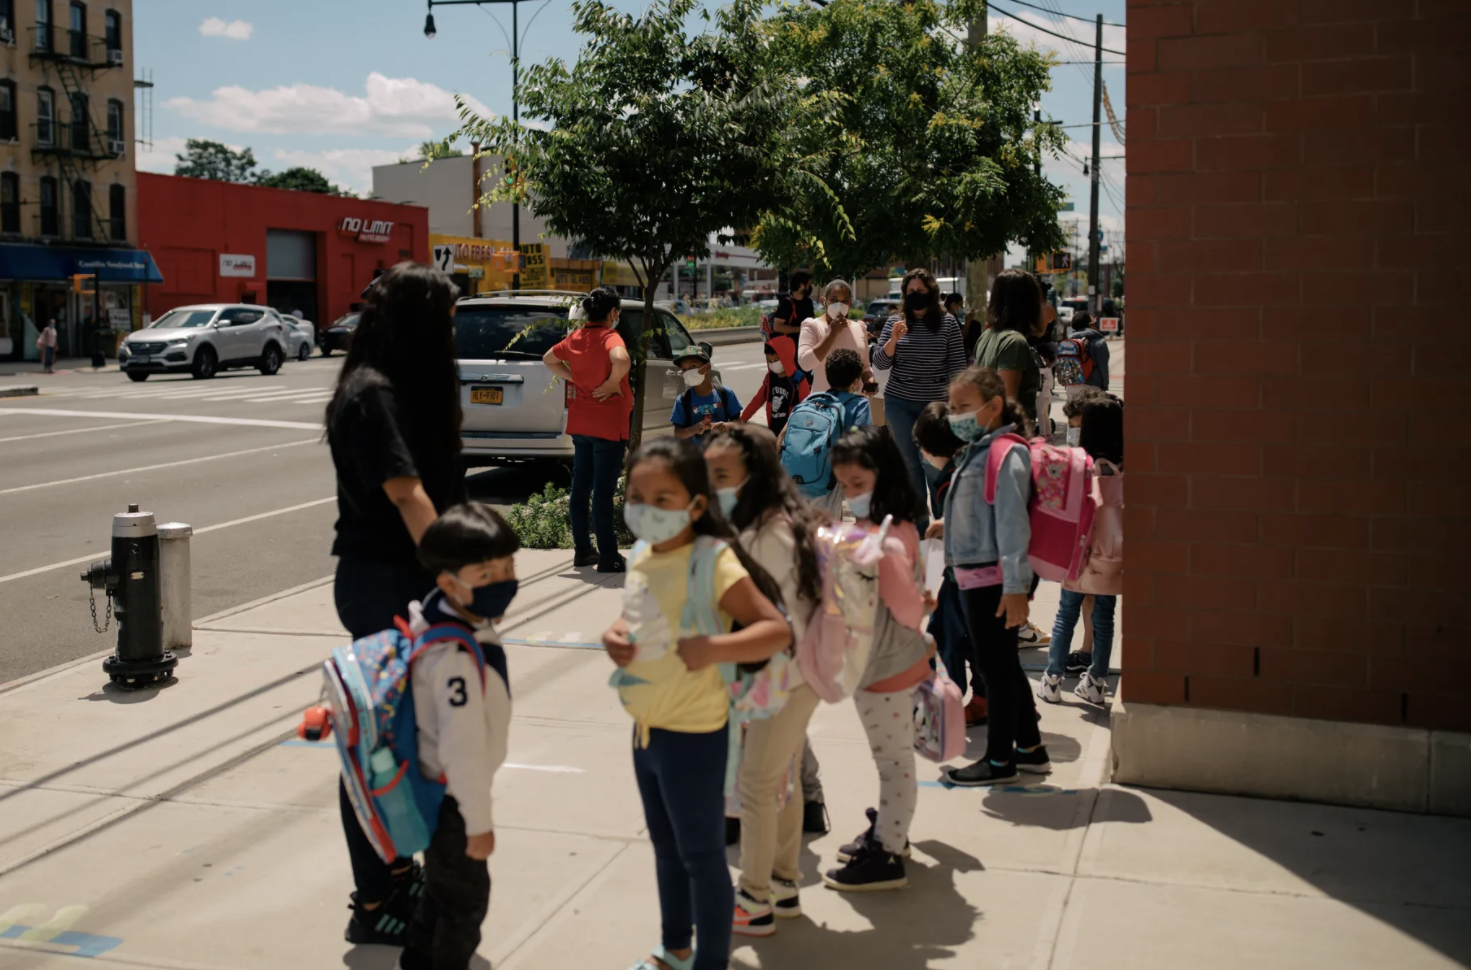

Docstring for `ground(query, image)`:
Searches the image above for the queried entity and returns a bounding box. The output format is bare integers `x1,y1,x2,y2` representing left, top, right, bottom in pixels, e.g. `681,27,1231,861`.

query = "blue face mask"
448,577,519,621
624,502,694,544
948,411,985,442
716,478,747,518
847,490,873,520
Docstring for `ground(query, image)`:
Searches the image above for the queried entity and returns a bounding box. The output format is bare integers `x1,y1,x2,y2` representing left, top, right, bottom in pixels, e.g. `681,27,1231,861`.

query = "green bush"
505,477,636,551
677,307,764,331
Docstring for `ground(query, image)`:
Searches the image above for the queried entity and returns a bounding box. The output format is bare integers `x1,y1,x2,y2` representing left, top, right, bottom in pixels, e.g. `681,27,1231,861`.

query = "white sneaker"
1036,673,1062,704
1074,672,1108,705
1017,621,1052,647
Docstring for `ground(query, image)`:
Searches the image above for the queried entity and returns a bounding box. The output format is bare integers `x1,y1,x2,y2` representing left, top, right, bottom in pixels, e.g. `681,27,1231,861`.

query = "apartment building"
0,0,158,360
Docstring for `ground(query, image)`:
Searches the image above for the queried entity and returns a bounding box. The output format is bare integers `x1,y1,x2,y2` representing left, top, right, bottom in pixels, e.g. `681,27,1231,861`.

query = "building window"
34,0,50,51
69,90,85,152
103,8,118,53
0,173,18,234
71,178,90,238
39,175,57,235
36,86,53,145
108,182,123,240
106,97,121,146
67,1,83,59
0,1,15,44
0,80,15,141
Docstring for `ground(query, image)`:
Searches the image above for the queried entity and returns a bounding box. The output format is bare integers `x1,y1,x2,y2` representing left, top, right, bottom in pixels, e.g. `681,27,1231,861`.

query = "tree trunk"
625,256,669,456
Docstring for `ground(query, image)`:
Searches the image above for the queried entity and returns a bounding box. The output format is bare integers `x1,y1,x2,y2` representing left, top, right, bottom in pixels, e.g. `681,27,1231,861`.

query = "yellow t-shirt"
616,542,747,736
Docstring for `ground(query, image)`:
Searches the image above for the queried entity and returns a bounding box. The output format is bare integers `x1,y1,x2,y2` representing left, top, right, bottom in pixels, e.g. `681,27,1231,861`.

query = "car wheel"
126,371,149,383
258,344,282,376
298,343,311,361
191,345,218,380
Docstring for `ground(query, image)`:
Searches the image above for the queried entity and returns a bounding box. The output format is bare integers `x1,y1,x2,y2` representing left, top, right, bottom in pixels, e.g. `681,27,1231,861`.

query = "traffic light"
1051,251,1072,272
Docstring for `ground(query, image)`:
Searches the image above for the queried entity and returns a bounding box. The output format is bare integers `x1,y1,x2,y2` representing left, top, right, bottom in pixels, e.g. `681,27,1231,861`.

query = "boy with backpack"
779,348,871,516
1052,311,1111,401
671,345,743,449
311,503,518,970
740,341,801,435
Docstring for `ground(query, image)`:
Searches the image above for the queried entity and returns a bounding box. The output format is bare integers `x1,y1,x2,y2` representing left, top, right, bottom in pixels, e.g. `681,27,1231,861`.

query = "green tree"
418,139,464,160
752,0,1067,280
455,0,834,447
173,139,260,182
255,166,351,195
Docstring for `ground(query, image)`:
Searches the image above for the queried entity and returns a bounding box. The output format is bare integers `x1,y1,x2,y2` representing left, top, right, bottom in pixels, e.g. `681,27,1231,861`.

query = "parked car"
452,293,719,466
118,304,289,381
862,298,900,338
319,312,360,356
278,314,316,360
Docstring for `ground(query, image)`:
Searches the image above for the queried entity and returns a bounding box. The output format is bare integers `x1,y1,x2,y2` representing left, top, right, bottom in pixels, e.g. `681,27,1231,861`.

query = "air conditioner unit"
107,48,123,66
109,138,125,157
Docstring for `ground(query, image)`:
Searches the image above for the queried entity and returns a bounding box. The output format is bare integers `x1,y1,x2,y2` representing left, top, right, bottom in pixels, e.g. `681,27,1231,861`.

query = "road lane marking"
0,419,171,444
0,408,321,430
0,438,318,496
0,496,336,586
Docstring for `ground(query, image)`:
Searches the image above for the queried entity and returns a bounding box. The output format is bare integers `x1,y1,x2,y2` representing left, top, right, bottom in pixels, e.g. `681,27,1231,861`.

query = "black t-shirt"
328,378,466,564
774,292,815,332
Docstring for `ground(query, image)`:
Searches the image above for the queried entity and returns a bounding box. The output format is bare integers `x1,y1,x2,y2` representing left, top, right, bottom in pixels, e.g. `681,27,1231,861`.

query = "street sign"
1051,251,1072,271
1100,317,1120,332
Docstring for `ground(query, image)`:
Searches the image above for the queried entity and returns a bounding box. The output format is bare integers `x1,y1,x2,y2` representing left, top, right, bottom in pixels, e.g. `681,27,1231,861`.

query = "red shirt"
551,324,633,441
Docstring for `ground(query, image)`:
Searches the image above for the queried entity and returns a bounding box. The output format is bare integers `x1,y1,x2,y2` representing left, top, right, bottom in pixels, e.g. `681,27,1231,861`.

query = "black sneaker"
572,549,600,567
823,844,908,892
726,815,741,847
344,889,413,946
802,800,830,835
1014,745,1052,774
945,759,1020,787
1064,651,1092,676
835,807,912,863
597,555,627,574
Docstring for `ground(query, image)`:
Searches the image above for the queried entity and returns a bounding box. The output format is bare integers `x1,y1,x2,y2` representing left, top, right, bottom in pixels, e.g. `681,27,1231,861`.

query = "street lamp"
424,0,551,290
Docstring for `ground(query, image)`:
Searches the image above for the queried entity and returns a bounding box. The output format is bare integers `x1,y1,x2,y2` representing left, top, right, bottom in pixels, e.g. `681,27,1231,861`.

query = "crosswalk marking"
33,381,334,406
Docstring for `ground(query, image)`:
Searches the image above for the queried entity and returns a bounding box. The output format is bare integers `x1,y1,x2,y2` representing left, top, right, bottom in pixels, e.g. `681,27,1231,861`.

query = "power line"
988,2,1126,56
995,0,1126,28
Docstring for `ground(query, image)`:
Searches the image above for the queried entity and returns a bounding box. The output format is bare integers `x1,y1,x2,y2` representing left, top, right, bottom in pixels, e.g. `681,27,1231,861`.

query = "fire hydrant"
82,504,178,688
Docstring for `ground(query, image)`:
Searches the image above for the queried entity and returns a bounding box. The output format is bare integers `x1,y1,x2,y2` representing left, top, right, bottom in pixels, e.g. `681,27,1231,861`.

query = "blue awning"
0,244,164,284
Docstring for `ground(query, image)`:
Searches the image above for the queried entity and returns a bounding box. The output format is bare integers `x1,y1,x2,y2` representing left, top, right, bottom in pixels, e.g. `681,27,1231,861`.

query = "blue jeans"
882,395,935,529
633,725,732,970
1045,589,1117,679
570,434,626,562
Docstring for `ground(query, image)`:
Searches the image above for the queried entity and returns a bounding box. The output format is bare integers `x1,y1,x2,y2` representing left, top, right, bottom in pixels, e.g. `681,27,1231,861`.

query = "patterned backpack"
1067,460,1123,596
984,434,1097,584
913,657,966,763
1053,333,1095,387
798,518,896,703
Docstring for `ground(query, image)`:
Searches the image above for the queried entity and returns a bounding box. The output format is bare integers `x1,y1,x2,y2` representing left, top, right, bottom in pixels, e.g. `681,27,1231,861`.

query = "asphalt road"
0,339,773,684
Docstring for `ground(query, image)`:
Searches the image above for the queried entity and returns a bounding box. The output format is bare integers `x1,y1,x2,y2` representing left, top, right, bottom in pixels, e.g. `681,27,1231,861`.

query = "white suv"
455,292,718,465
120,304,290,382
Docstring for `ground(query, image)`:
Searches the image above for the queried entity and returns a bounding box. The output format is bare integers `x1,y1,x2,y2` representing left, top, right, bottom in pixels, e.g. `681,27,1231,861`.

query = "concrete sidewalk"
1,550,1467,969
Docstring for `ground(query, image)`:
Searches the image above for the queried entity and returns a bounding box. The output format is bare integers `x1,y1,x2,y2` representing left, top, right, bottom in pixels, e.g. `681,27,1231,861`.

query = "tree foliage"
256,166,351,195
419,139,465,160
173,139,260,182
750,0,1067,279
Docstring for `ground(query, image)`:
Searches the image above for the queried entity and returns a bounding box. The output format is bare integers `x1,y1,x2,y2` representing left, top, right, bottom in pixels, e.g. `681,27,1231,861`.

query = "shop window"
67,1,84,59
36,86,53,145
38,175,57,235
71,177,91,238
34,0,50,51
103,8,118,53
108,182,123,240
0,172,18,235
0,80,15,141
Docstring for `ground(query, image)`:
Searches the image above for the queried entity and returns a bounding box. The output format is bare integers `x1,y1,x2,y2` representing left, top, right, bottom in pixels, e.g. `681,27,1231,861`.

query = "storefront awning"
0,244,164,284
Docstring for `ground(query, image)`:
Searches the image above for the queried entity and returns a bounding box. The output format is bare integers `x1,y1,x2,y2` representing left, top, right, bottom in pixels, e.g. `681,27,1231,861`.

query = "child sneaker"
835,807,912,863
1075,672,1108,705
1017,621,1051,647
823,844,908,892
1064,651,1092,676
1036,673,1062,704
1015,745,1052,774
732,889,775,937
771,877,802,919
944,759,1019,787
345,890,413,946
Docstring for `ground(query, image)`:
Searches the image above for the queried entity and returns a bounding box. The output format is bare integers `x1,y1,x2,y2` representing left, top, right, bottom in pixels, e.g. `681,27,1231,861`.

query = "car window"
455,305,570,359
659,312,694,358
150,308,216,329
220,308,264,326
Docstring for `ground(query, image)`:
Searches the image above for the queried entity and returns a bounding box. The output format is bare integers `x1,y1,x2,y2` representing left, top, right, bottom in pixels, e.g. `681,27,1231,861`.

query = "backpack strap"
983,433,1030,504
679,535,727,637
410,623,488,693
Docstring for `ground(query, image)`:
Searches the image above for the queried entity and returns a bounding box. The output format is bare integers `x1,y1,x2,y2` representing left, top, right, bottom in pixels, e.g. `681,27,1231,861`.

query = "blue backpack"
780,391,845,498
306,620,486,863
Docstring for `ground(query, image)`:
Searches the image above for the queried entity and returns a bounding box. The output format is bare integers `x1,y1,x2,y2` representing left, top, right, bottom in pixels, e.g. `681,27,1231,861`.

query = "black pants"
958,583,1042,764
334,556,436,903
400,795,490,970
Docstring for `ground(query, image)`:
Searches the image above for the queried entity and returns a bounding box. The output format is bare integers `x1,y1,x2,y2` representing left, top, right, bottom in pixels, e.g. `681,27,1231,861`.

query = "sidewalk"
0,357,119,378
1,550,1467,969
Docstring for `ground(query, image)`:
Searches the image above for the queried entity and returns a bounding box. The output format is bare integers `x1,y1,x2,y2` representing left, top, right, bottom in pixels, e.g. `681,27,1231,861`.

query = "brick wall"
1124,1,1469,730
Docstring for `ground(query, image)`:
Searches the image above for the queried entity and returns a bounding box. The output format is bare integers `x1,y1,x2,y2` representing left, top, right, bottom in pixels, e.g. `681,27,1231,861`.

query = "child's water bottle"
369,746,432,856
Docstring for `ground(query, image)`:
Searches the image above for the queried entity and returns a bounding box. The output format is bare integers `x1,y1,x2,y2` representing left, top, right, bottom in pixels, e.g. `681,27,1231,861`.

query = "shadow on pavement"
78,676,180,704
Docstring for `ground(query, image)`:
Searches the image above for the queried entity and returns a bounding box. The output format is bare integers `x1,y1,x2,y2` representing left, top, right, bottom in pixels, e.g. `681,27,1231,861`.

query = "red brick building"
1119,1,1468,814
136,173,429,330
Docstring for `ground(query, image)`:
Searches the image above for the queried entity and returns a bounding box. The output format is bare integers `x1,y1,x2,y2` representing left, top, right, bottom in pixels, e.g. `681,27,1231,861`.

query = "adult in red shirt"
543,287,632,572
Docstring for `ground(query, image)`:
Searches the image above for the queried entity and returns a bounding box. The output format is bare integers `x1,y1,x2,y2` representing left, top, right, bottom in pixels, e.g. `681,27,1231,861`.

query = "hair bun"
581,296,595,312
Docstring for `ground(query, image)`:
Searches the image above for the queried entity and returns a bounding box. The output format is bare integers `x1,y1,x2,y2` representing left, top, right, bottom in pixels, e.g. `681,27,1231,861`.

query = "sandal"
627,945,695,970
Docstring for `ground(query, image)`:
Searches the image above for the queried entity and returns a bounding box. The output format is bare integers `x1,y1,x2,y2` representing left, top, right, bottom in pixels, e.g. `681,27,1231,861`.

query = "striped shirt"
871,312,968,403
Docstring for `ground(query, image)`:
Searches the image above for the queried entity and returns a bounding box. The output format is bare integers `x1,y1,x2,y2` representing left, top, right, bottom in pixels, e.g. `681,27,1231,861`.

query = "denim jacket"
942,424,1034,594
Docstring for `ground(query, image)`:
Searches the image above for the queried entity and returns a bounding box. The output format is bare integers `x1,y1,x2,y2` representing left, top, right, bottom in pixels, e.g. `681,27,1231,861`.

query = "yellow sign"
430,233,516,295
519,243,549,289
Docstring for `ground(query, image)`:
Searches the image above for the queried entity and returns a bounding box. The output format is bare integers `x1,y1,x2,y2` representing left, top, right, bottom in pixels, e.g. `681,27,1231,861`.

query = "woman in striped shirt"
871,268,969,529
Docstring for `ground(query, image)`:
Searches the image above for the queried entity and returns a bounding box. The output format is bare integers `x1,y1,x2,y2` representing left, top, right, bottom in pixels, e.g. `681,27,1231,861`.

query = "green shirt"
974,327,1040,421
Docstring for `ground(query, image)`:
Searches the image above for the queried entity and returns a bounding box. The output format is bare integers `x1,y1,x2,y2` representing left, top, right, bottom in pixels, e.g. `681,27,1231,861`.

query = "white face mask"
827,302,849,319
768,361,785,375
681,368,705,388
1066,426,1082,447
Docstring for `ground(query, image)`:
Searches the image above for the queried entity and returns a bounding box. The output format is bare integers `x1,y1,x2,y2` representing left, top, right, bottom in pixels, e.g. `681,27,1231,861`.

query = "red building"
135,173,429,330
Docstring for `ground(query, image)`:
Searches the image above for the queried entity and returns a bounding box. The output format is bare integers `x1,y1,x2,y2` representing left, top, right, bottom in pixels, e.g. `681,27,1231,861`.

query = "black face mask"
904,291,930,312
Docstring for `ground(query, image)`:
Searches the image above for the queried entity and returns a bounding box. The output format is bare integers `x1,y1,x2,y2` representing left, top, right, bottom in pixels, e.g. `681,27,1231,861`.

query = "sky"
134,0,1125,260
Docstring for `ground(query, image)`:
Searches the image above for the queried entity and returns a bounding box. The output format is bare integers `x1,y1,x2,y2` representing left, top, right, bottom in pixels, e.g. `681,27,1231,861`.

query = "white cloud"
199,17,253,40
987,12,1125,62
166,73,493,139
266,146,423,195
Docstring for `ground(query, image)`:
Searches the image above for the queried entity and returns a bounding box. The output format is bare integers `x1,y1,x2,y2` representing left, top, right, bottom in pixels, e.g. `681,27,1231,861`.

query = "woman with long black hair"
324,261,466,945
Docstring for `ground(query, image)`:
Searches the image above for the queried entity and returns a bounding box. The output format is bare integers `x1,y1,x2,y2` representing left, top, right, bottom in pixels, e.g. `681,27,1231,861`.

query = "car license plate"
132,355,152,364
470,386,504,405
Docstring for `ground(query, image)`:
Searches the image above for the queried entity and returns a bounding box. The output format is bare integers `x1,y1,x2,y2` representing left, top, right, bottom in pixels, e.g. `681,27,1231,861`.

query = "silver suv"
455,292,718,465
119,304,290,382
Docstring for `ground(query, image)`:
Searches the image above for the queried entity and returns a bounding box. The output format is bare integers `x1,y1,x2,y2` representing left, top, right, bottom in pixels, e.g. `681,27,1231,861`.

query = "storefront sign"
519,243,549,289
1100,317,1120,332
109,308,131,328
219,253,257,278
339,217,395,244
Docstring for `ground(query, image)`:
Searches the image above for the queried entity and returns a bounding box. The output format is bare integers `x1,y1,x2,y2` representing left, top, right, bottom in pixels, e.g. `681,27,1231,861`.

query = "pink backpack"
984,433,1097,584
1068,461,1122,596
798,519,894,704
913,664,966,763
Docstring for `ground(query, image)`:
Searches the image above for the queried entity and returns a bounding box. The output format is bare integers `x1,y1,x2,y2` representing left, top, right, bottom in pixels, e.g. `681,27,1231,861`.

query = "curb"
0,385,39,399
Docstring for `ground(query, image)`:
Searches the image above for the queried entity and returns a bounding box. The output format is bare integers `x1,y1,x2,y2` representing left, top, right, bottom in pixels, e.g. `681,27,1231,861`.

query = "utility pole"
1087,13,1103,315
